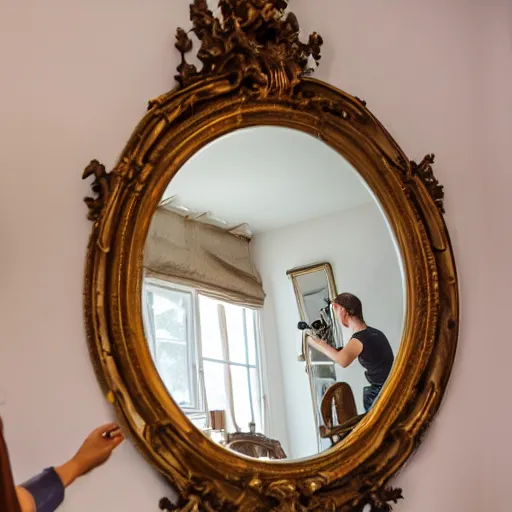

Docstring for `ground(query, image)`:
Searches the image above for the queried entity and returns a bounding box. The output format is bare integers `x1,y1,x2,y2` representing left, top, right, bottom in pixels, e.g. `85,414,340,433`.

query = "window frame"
143,276,266,432
143,278,201,414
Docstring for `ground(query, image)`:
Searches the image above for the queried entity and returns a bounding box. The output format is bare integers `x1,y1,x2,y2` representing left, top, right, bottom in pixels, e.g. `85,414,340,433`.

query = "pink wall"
0,1,510,511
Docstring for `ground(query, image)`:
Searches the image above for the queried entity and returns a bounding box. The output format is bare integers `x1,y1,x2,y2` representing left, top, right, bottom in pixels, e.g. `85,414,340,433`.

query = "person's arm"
15,487,35,511
308,336,363,368
16,423,124,512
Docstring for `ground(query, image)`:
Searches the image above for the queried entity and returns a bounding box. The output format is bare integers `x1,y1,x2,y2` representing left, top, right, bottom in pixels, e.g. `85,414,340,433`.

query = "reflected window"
144,284,197,410
143,279,263,433
198,295,262,433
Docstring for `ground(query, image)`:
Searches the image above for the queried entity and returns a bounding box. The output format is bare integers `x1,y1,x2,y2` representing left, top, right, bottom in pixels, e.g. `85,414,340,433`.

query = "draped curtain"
144,208,265,308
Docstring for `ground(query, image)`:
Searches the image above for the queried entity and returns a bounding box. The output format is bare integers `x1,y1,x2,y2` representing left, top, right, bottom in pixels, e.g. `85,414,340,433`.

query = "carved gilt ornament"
82,1,459,510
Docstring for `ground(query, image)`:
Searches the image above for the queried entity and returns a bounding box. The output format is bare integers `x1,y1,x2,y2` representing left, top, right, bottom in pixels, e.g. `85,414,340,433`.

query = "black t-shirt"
351,327,394,387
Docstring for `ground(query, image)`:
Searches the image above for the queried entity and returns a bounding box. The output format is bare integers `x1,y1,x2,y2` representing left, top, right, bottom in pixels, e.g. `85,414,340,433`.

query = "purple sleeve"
21,468,65,512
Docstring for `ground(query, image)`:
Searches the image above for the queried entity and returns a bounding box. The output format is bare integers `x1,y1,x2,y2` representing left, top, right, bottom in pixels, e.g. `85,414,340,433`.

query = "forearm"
55,459,81,487
309,337,353,367
309,338,341,361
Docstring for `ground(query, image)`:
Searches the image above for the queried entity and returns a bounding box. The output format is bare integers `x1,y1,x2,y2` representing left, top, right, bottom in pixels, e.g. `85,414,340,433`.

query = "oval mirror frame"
82,2,458,510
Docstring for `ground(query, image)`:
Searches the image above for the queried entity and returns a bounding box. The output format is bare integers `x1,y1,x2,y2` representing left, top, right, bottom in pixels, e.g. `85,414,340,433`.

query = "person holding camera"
308,292,394,411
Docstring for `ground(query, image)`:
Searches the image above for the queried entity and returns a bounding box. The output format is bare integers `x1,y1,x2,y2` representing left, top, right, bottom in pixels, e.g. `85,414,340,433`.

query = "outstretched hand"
308,336,326,348
73,423,124,475
56,423,124,486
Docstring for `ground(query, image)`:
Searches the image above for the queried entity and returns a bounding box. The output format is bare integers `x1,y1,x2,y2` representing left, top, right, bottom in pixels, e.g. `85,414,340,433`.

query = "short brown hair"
333,293,364,321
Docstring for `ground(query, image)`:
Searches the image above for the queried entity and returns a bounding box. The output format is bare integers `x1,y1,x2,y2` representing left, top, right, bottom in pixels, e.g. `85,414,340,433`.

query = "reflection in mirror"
142,127,405,460
287,263,341,453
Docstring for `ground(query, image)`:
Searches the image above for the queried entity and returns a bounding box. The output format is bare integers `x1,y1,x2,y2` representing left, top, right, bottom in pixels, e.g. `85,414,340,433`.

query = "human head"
333,293,364,327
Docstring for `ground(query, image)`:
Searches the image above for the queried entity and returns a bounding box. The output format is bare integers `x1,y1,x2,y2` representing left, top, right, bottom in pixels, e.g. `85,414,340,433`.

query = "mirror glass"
142,126,405,460
296,271,331,325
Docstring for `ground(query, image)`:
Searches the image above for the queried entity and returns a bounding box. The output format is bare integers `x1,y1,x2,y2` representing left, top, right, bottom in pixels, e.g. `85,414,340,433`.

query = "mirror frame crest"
81,1,458,510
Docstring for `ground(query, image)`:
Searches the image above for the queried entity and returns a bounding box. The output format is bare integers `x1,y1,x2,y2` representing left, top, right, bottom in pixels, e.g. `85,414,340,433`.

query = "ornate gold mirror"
82,1,458,510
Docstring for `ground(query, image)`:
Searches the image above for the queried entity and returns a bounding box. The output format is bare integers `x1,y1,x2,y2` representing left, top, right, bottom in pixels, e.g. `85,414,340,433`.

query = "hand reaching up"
56,423,124,486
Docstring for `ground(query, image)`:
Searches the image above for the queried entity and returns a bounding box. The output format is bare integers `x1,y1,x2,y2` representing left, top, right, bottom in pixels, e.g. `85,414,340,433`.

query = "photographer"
307,293,394,412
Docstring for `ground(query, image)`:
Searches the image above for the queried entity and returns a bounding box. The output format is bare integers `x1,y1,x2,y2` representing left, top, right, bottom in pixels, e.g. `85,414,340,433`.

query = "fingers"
95,422,118,435
86,422,125,447
89,423,120,440
110,433,125,448
83,422,124,445
101,430,124,456
102,427,123,440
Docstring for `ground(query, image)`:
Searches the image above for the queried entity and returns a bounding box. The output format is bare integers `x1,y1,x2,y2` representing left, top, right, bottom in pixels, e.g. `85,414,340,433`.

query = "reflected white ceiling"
296,271,330,297
162,126,373,234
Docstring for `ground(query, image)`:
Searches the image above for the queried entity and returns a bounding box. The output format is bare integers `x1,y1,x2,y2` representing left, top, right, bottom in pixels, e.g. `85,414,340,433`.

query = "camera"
297,300,336,348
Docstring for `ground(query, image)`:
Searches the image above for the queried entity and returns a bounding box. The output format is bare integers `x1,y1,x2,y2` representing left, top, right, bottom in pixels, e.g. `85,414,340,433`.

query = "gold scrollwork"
82,1,458,510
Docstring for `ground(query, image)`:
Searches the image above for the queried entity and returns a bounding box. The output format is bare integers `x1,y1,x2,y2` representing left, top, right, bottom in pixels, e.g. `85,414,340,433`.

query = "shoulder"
341,337,363,362
359,326,385,337
351,327,387,345
369,327,390,341
346,336,363,351
351,328,371,340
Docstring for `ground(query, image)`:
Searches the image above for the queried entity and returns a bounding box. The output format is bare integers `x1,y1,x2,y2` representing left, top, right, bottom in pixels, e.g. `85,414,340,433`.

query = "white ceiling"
162,126,374,234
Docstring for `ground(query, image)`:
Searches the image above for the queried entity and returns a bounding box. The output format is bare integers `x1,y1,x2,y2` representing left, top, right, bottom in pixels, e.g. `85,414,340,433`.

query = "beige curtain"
144,208,265,308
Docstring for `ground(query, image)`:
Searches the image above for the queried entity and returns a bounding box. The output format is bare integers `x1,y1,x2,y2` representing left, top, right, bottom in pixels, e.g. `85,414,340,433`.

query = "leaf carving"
174,0,323,96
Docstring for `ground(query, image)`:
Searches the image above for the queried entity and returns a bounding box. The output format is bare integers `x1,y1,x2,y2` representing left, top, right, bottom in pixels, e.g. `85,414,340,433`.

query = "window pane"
250,367,262,433
151,288,189,341
203,360,227,412
231,366,252,431
225,303,246,364
143,290,156,360
246,309,257,366
198,295,224,360
147,285,196,409
155,341,193,408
